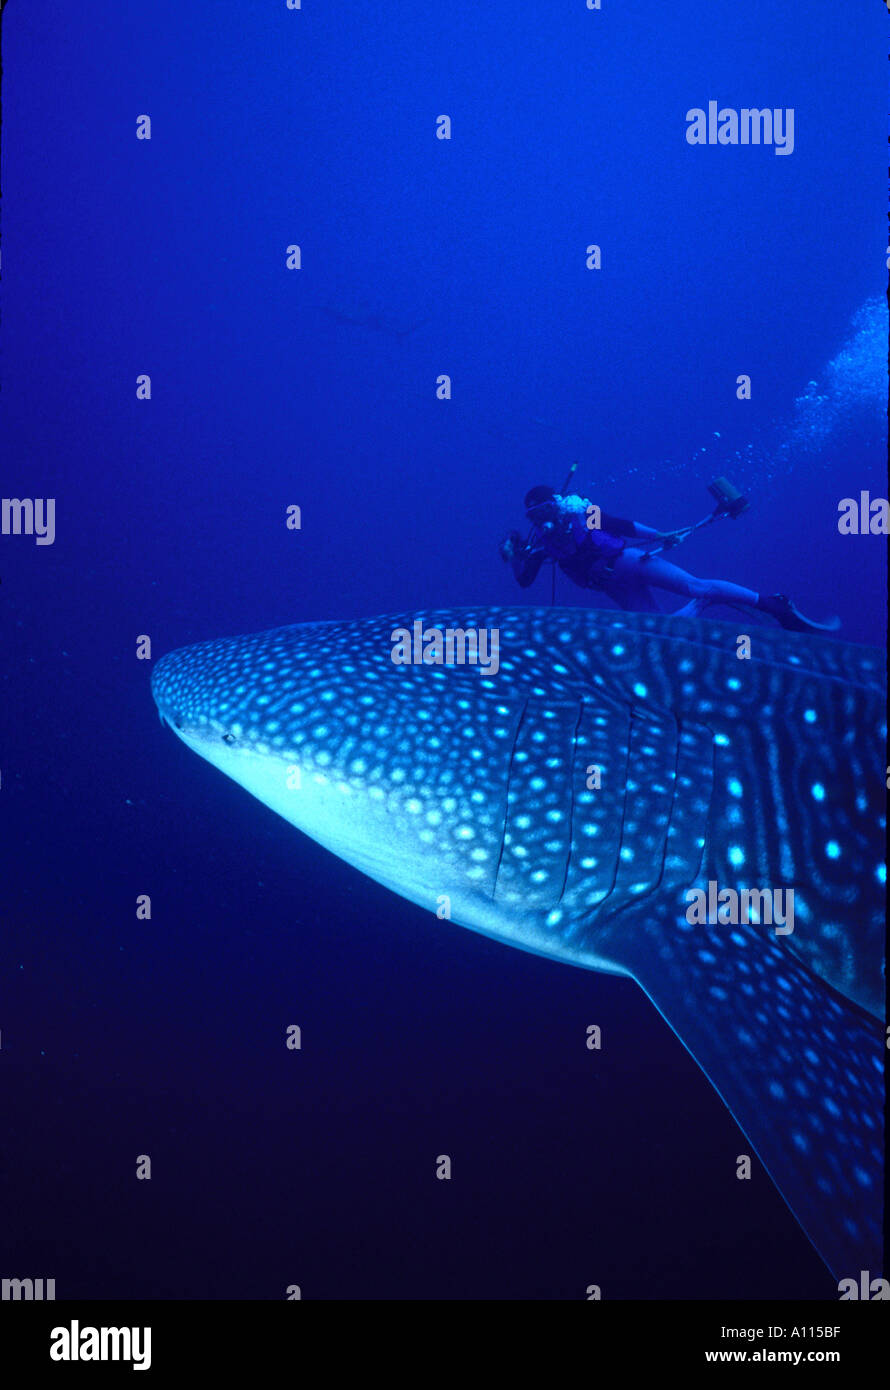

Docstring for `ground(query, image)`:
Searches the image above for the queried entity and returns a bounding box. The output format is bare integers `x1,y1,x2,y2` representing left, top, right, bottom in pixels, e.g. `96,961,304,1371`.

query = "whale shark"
152,606,885,1282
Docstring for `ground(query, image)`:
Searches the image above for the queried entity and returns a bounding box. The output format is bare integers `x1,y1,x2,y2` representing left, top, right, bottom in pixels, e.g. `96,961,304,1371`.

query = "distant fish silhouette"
320,299,428,341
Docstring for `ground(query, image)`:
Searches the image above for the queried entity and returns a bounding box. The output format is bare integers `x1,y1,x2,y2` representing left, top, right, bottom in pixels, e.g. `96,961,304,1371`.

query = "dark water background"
1,0,886,1298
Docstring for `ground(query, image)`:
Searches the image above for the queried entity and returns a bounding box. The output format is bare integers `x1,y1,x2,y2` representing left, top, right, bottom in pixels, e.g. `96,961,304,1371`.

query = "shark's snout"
152,652,205,740
152,637,268,744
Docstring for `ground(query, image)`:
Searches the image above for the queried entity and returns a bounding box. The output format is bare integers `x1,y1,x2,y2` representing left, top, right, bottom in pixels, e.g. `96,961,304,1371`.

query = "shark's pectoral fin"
600,906,883,1280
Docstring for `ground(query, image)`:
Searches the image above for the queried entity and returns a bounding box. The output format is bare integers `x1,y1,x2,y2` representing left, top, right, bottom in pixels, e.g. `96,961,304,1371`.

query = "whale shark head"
151,609,633,972
152,606,885,1279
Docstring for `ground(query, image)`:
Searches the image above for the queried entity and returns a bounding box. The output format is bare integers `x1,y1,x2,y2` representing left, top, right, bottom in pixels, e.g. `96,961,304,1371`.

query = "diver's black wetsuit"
512,511,633,590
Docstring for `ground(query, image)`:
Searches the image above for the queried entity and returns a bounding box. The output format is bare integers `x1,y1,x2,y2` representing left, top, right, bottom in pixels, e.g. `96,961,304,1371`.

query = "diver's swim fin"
757,593,841,633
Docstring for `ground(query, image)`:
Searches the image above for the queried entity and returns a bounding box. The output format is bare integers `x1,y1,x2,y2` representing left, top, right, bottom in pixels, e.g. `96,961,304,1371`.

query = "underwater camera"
708,476,750,518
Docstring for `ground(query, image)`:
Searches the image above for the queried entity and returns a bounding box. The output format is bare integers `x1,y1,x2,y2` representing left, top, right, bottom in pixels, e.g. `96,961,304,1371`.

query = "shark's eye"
222,732,237,744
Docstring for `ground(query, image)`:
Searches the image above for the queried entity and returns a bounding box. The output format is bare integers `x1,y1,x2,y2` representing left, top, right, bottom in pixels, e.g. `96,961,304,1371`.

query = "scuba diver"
500,482,835,632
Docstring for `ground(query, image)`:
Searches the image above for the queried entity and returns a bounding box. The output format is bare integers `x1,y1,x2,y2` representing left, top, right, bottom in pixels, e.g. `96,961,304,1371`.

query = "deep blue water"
1,0,886,1300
